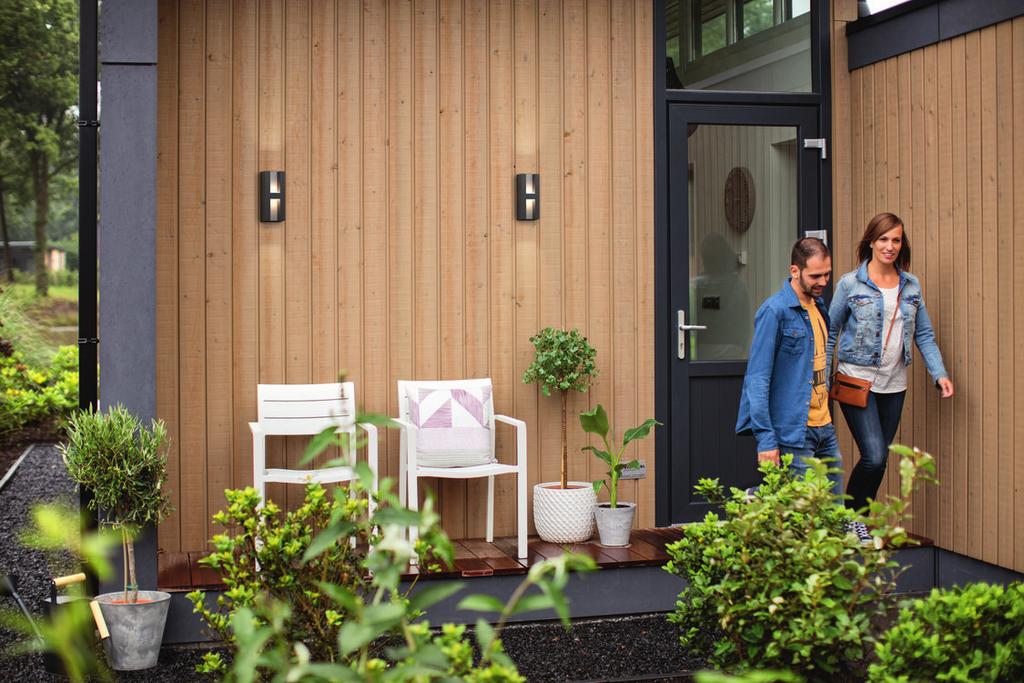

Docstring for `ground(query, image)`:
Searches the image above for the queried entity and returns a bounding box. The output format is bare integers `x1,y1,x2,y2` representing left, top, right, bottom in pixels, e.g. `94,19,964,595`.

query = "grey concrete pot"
95,590,171,670
594,502,636,547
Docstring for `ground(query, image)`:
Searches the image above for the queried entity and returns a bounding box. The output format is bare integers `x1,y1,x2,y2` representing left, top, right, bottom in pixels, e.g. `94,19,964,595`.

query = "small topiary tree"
522,327,597,489
60,405,171,603
870,581,1024,682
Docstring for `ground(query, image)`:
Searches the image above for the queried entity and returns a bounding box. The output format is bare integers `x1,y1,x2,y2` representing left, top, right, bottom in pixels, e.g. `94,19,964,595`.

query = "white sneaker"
847,521,872,546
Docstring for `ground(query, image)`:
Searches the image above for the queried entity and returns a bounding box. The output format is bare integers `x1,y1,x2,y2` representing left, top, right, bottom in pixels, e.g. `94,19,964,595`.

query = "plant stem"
121,528,129,603
560,391,567,489
127,535,137,603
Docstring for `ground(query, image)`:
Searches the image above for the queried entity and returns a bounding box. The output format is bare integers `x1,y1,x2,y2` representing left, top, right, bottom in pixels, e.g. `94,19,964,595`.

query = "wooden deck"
157,527,687,591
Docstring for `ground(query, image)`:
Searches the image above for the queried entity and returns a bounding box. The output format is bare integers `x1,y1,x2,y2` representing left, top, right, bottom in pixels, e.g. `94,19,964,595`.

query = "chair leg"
486,476,495,543
517,466,528,559
408,473,419,565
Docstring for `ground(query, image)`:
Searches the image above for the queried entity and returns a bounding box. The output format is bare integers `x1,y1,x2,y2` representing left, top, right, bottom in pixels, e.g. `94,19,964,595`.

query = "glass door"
667,104,823,522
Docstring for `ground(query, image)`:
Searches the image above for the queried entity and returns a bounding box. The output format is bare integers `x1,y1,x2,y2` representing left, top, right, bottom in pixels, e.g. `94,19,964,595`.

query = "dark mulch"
0,421,62,483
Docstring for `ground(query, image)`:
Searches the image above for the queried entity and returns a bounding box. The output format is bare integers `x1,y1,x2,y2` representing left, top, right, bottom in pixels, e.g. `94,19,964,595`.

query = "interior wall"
831,0,1024,572
156,0,654,552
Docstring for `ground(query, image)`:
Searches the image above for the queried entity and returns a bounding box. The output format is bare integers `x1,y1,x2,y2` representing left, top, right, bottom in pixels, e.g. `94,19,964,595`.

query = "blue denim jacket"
825,262,949,383
735,280,830,452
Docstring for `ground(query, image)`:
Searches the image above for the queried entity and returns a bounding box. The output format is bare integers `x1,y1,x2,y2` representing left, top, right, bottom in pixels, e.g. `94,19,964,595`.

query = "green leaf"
372,506,423,527
409,582,463,612
474,618,496,652
582,445,613,466
301,427,341,465
457,594,506,613
510,592,556,614
302,663,362,682
592,480,604,494
301,520,356,563
338,621,378,657
579,404,609,437
622,418,660,447
316,582,359,612
362,602,405,628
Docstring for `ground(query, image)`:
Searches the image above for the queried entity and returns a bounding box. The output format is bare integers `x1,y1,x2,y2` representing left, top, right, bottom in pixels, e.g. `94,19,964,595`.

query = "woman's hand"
937,377,954,398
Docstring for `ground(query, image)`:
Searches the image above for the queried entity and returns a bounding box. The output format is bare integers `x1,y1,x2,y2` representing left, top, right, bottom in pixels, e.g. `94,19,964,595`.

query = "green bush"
666,449,935,679
870,582,1024,682
0,284,53,366
0,345,78,435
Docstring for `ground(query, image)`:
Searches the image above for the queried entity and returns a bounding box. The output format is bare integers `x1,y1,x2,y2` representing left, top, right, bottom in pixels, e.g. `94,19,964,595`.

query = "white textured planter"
95,590,171,671
533,482,596,543
594,502,636,547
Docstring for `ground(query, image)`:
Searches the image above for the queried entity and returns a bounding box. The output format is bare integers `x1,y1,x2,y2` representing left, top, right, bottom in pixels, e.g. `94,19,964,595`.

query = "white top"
837,285,906,394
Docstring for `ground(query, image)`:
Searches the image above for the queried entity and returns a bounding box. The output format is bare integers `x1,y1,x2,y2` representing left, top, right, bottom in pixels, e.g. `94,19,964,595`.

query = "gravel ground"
0,445,702,682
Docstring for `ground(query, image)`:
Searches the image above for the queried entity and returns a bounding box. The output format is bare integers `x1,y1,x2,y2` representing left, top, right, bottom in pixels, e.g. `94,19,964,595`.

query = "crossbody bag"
829,284,902,408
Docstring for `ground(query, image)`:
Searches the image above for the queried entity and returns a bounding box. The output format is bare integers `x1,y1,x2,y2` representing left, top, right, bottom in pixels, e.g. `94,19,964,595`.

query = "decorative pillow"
406,384,495,467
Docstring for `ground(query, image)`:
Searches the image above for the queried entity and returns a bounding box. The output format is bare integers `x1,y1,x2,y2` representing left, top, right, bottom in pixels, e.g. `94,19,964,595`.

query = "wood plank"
205,0,233,534
610,0,639,520
586,0,613,492
177,0,208,550
257,0,287,509
462,0,490,539
1013,16,1024,573
336,0,362,399
493,536,547,568
995,20,1015,569
561,0,590,489
283,0,312,511
634,0,656,528
979,26,999,565
231,0,259,498
155,0,181,553
536,0,564,514
156,551,192,591
388,0,414,495
488,0,516,536
946,37,968,555
459,539,528,575
964,31,984,560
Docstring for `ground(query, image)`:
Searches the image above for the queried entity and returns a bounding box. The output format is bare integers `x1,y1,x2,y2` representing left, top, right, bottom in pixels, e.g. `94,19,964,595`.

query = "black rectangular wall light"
516,173,539,221
259,171,285,222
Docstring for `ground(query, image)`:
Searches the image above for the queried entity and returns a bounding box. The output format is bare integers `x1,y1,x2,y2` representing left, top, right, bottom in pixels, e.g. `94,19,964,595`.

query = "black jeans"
840,390,906,510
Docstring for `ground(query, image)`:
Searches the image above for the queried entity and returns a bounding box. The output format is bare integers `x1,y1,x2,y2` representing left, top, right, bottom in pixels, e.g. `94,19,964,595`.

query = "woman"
826,212,954,536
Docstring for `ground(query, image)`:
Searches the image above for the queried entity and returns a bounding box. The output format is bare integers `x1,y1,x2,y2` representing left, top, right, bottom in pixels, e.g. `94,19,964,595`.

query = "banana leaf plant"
579,404,660,508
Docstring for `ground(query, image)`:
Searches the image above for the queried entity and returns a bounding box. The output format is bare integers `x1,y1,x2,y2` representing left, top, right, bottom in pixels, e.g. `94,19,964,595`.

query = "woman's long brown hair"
856,212,911,270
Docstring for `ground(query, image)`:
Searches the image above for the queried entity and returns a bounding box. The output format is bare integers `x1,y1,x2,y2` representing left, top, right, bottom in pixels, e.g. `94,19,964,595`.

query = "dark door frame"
653,0,833,526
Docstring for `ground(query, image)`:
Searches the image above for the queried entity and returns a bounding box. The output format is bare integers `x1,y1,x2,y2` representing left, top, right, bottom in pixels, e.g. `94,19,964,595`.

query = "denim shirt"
825,262,949,384
735,280,830,453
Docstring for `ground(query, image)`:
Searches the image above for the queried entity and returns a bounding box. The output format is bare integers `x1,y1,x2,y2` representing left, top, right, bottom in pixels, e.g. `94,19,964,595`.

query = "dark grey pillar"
98,0,159,594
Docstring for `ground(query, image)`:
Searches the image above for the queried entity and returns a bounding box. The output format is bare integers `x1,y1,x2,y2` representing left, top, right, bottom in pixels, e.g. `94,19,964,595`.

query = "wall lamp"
259,171,285,222
516,173,539,221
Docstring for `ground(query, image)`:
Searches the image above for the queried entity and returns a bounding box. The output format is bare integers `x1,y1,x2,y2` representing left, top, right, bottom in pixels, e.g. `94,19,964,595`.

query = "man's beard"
798,276,823,298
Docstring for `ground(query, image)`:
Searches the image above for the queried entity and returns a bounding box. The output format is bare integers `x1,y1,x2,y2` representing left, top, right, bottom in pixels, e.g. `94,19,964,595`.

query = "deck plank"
187,552,224,589
157,551,192,591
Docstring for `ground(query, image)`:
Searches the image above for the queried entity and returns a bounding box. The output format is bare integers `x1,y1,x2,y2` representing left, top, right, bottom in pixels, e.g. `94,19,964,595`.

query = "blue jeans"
840,390,906,510
782,423,843,496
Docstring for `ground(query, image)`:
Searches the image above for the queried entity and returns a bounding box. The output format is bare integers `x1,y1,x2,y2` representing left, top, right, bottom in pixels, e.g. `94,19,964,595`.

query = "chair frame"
396,378,527,559
250,382,378,515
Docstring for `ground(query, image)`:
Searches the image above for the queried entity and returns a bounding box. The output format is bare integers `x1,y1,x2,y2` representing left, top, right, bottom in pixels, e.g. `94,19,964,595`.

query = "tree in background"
0,0,78,296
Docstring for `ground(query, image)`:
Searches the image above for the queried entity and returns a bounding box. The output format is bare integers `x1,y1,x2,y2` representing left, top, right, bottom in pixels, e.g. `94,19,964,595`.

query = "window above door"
666,0,813,92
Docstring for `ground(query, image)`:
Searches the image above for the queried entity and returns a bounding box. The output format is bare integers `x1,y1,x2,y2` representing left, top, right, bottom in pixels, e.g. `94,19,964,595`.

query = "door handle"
677,310,706,360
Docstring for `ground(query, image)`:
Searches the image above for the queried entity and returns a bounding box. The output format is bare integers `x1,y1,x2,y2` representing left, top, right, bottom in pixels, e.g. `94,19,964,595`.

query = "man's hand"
757,449,780,466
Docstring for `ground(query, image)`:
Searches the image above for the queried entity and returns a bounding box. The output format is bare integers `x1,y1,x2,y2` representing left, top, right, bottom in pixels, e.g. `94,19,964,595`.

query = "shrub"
0,284,53,367
0,344,78,435
870,581,1024,682
666,448,935,679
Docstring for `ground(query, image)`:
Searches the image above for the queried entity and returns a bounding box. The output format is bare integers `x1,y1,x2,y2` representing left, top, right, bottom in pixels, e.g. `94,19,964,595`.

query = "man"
735,237,842,494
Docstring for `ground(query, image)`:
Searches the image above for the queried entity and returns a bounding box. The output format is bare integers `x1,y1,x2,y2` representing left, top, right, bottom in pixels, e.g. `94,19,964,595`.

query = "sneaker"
847,521,872,546
743,486,759,500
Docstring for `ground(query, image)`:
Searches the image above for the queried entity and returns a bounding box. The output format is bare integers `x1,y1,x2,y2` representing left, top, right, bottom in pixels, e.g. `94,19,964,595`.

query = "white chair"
396,378,527,559
250,382,378,514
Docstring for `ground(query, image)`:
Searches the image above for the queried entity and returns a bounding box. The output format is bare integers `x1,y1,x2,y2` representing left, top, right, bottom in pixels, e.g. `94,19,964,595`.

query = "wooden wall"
831,1,1024,571
155,0,655,552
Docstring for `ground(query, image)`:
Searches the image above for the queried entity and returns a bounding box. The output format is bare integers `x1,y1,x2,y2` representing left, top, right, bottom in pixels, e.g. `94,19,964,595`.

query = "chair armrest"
356,422,378,439
249,422,265,436
390,417,416,432
494,414,527,468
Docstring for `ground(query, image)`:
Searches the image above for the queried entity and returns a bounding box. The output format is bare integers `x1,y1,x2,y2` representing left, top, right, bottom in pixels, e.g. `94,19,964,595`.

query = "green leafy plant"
60,405,172,603
869,581,1024,682
665,446,936,679
578,404,659,508
522,327,598,488
0,344,77,435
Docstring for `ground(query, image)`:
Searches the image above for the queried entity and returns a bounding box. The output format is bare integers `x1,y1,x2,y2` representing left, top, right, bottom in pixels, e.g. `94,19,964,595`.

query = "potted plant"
579,404,659,546
60,405,173,671
522,327,598,542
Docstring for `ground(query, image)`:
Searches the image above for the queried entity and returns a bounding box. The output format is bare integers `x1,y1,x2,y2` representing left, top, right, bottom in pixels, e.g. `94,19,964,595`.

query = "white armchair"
396,378,527,559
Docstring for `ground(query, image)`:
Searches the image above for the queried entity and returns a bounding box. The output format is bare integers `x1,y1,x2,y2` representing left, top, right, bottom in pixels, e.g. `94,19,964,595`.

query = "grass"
3,281,79,328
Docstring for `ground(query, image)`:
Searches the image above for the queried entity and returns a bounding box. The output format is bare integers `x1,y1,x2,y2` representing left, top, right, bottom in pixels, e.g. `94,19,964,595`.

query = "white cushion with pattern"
406,383,496,467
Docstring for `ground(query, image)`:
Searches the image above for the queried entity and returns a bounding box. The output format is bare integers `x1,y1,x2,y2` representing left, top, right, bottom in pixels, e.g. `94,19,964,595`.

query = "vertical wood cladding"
832,1,1024,571
156,0,654,552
